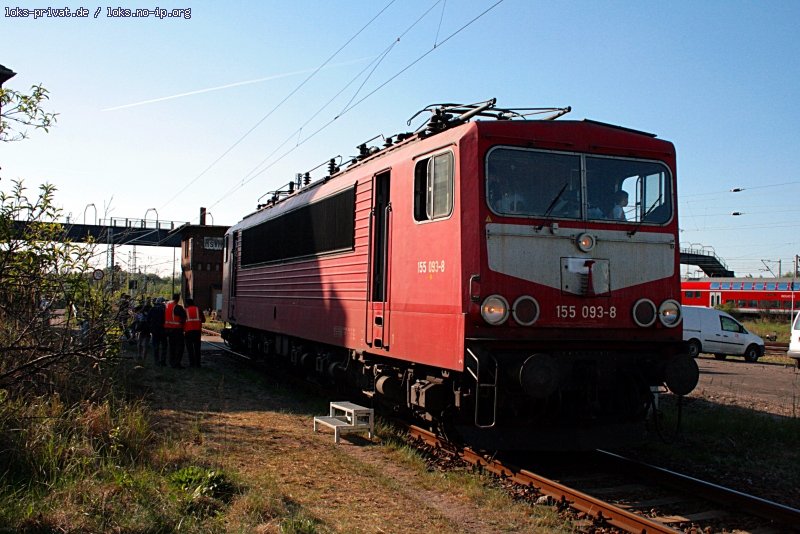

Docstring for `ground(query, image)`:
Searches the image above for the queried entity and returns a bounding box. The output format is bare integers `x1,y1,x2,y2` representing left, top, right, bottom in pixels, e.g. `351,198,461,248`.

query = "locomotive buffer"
313,401,374,444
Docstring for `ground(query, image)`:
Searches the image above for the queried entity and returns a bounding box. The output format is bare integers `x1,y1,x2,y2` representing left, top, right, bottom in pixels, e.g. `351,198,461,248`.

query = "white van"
682,306,764,362
786,313,800,368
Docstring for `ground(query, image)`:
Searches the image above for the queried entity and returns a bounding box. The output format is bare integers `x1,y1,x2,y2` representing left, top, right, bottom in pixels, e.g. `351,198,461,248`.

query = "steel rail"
407,425,679,533
596,449,800,527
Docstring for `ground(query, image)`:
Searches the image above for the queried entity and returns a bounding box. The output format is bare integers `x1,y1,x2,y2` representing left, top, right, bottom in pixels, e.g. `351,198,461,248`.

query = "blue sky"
2,0,799,277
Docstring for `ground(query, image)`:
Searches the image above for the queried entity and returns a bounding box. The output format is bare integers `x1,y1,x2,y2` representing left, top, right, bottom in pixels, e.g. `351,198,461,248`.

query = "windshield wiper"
628,195,663,236
537,182,569,230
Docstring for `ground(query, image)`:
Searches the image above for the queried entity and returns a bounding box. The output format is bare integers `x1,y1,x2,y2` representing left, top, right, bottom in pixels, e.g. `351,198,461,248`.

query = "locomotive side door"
367,170,392,349
226,231,238,321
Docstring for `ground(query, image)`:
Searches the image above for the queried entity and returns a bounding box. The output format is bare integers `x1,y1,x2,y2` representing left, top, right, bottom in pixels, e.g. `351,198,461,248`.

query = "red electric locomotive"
221,99,698,449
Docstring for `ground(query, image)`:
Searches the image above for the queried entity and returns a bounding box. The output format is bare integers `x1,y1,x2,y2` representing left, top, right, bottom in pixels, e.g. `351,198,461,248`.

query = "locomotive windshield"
486,147,672,224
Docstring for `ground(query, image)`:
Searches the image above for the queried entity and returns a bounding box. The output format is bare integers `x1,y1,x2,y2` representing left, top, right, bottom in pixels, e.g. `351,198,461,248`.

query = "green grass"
0,357,324,533
374,421,573,532
739,317,795,364
202,320,225,333
626,396,800,507
740,317,790,344
11,339,797,531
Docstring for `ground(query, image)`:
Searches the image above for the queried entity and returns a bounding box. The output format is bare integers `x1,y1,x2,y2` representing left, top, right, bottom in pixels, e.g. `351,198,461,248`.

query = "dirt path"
693,356,800,417
129,339,564,533
128,337,800,531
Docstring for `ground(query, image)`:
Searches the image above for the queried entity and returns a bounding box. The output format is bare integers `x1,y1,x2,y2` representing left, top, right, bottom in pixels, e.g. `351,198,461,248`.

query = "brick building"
178,212,227,313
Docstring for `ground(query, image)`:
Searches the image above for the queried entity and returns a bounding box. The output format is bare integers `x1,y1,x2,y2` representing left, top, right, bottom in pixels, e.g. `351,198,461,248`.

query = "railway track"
208,337,800,532
405,424,800,533
764,342,789,355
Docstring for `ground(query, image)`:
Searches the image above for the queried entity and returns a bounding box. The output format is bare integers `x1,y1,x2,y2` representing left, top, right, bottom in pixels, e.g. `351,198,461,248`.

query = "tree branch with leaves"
0,82,120,395
0,84,58,142
0,179,120,393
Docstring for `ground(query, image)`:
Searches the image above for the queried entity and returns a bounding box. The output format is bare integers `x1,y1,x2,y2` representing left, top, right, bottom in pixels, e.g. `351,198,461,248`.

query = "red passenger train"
221,99,698,449
682,277,800,315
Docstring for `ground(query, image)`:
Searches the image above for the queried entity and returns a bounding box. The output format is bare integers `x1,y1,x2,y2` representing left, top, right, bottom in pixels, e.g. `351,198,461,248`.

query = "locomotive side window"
414,151,453,222
240,186,356,266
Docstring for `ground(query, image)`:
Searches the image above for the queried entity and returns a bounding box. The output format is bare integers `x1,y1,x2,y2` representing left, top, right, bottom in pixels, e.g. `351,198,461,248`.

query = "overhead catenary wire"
212,38,407,207
211,2,447,208
335,0,505,118
207,0,505,211
680,180,800,198
158,0,399,216
434,0,447,47
678,208,798,217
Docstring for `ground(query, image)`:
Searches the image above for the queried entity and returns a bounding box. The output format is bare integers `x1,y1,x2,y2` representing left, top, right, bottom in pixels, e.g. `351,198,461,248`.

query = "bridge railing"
680,245,731,273
100,217,187,231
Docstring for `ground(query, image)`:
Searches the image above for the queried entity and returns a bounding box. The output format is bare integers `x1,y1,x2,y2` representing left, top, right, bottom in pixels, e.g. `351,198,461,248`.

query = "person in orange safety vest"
164,293,187,368
183,297,206,367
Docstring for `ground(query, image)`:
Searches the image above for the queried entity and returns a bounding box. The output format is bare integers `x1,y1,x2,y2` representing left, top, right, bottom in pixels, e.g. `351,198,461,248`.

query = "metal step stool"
313,401,374,443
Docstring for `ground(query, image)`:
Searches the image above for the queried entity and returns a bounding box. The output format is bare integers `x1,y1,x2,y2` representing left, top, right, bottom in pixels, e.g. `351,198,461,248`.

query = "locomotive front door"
368,171,392,349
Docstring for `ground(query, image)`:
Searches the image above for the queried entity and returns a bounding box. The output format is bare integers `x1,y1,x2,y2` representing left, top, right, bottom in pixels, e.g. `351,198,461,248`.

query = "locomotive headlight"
512,296,540,326
658,299,682,327
632,298,657,327
576,233,595,252
481,295,510,325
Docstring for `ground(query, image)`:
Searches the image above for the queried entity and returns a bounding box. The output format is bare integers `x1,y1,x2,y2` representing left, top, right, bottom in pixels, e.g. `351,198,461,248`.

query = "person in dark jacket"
147,297,167,366
134,302,152,364
116,293,133,342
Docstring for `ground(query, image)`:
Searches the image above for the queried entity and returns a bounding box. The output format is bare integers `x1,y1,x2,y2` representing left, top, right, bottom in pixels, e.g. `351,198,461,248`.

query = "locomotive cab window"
414,151,453,222
487,148,581,218
485,147,672,224
586,157,671,224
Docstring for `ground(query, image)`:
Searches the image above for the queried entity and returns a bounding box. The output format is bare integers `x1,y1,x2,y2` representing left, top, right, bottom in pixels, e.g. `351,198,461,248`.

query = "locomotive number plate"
417,260,446,274
556,305,617,320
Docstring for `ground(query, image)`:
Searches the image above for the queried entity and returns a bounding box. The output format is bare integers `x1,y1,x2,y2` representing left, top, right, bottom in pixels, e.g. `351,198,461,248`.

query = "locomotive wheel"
714,354,728,361
744,345,760,363
687,339,701,358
